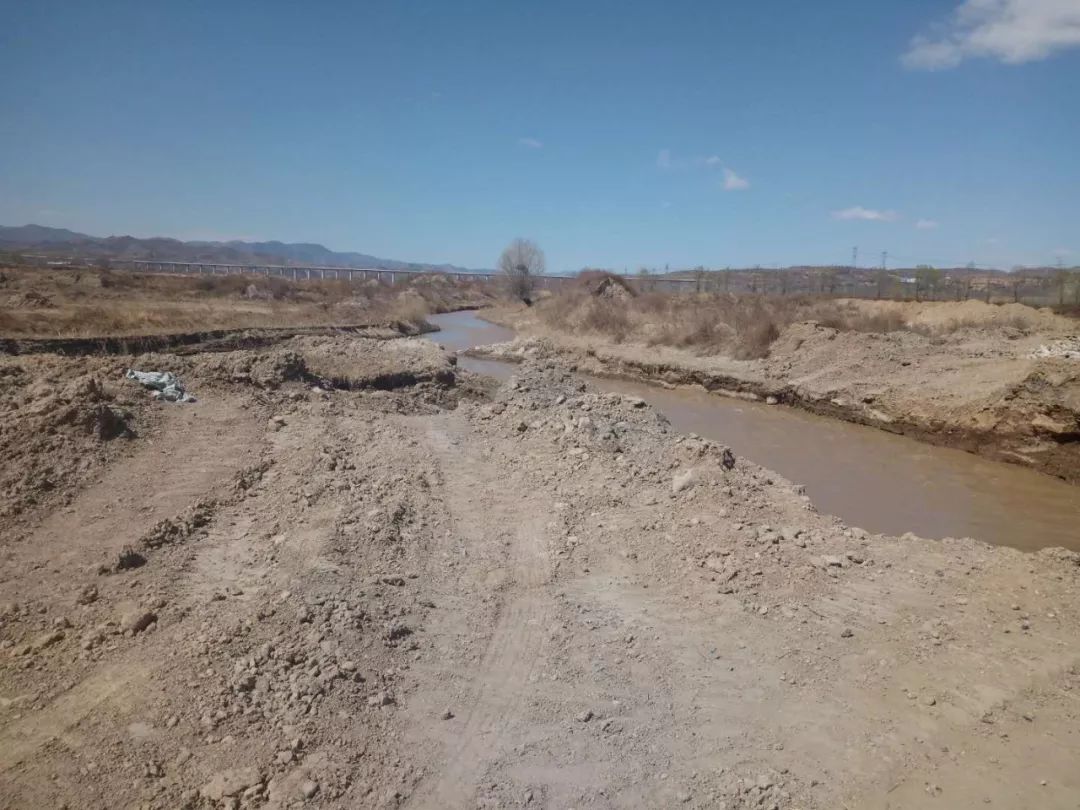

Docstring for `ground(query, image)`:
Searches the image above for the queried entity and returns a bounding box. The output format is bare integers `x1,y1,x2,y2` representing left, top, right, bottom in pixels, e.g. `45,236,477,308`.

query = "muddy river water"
428,310,1080,552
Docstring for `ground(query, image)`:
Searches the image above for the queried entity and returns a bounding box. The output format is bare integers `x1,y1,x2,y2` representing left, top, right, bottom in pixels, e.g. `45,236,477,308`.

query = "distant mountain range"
0,224,485,273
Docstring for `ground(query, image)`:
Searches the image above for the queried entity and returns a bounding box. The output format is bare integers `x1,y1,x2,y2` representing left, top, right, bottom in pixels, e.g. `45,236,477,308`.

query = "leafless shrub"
387,294,431,328
736,319,780,359
497,238,545,304
540,291,798,357
580,297,633,342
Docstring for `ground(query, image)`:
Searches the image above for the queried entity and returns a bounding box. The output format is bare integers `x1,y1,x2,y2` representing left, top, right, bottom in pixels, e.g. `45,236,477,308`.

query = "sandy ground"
2,338,1080,809
476,299,1080,482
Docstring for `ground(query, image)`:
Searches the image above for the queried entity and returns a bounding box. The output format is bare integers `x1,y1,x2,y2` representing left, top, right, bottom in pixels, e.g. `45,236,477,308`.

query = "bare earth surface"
2,336,1080,809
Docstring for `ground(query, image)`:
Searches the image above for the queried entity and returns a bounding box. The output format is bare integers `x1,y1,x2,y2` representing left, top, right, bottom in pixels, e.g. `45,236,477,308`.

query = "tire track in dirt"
0,661,149,773
1,396,263,589
0,396,263,784
406,416,553,809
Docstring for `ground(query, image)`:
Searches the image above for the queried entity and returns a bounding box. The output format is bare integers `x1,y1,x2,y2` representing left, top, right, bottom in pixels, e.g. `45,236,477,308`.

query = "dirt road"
2,338,1079,809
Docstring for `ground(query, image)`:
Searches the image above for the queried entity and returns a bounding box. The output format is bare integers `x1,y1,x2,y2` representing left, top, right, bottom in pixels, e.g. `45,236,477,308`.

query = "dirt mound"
472,361,845,608
848,298,1074,334
195,347,311,389
0,356,143,524
579,271,637,300
766,320,1080,479
291,335,455,390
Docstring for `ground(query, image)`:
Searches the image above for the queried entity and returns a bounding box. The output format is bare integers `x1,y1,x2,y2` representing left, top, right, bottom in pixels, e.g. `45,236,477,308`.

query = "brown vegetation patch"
0,265,495,338
536,290,1072,359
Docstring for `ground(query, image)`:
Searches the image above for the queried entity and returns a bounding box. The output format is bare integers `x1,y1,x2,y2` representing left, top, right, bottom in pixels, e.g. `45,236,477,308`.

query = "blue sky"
1,0,1077,272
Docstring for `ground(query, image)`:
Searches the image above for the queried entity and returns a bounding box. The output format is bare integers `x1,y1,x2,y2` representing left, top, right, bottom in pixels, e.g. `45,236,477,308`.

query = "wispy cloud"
517,137,543,149
722,168,750,191
658,149,721,171
833,206,899,222
659,149,749,189
903,0,1080,70
915,218,940,229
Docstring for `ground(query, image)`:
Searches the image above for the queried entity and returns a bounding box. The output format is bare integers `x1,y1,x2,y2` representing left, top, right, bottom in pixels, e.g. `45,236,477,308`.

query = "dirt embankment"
475,299,1080,483
2,335,1080,809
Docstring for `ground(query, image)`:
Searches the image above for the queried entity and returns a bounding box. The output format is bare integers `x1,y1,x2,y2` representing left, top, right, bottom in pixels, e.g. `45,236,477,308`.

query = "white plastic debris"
1031,337,1080,360
125,369,196,403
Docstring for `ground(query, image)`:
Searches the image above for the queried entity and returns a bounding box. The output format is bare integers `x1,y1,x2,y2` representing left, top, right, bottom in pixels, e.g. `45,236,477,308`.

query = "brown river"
428,311,1080,553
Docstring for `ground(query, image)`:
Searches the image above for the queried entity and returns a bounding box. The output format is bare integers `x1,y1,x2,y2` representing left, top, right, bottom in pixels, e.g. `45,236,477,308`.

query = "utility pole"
881,250,887,271
852,246,858,269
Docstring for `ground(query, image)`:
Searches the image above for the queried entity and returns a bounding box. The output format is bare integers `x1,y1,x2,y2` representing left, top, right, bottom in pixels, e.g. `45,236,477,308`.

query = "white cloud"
903,0,1080,69
517,137,543,149
833,206,899,222
660,149,749,189
916,218,940,229
722,168,750,190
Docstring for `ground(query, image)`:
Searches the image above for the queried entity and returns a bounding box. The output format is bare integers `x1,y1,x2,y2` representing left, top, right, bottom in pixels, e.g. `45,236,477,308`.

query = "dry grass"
0,266,493,337
541,284,843,358
536,285,1056,359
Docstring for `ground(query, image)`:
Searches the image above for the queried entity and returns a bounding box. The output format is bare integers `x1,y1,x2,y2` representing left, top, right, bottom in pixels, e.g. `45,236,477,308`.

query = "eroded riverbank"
430,310,1080,551
473,299,1080,484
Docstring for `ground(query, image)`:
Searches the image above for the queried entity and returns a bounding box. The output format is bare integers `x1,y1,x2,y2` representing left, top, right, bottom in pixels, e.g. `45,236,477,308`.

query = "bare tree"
1010,274,1024,303
497,238,545,304
1053,269,1069,307
915,265,941,302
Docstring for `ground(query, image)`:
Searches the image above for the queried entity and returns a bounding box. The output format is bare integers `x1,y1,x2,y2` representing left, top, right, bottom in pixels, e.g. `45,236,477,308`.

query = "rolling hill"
0,224,484,273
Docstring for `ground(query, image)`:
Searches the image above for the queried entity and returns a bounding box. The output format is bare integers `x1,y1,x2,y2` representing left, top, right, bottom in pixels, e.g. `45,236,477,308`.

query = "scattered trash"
125,369,196,402
1031,337,1080,360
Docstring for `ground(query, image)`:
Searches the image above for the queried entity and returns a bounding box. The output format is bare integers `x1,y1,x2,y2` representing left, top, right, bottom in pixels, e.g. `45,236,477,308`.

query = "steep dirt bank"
474,303,1080,483
2,337,1080,809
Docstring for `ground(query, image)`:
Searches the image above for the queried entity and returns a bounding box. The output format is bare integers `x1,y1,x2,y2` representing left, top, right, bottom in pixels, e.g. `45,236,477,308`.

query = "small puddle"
428,310,1080,552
